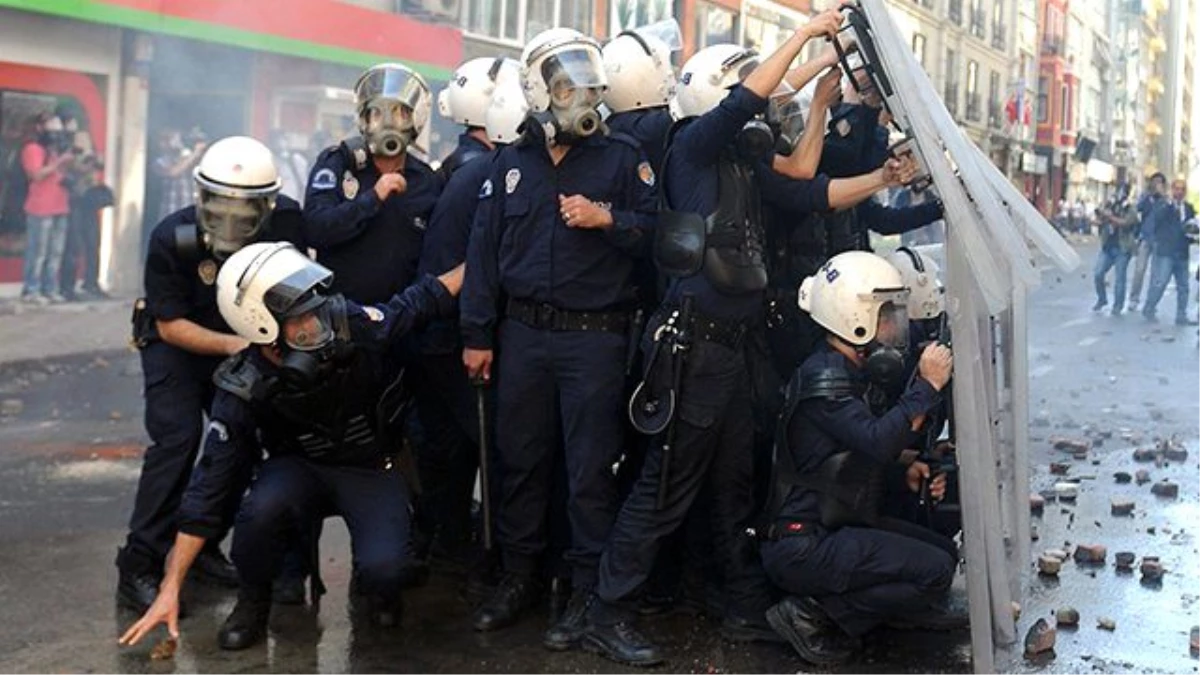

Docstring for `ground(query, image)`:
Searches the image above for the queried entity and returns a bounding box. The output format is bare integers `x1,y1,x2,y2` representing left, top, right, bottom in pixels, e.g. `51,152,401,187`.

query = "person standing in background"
19,113,72,305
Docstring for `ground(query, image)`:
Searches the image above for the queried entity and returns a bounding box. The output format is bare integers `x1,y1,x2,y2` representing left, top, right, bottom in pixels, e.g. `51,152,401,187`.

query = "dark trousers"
760,521,956,637
59,202,101,294
119,342,224,574
595,335,773,622
1143,254,1192,320
232,455,411,602
411,353,482,554
494,319,626,588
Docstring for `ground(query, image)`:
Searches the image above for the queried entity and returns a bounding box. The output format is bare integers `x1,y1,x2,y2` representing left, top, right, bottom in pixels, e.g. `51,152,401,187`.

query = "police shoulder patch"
505,168,521,194
363,305,385,322
637,161,656,187
311,168,337,191
479,178,494,199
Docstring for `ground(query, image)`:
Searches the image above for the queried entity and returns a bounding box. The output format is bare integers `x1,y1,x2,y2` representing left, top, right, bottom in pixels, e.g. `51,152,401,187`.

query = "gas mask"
361,98,417,158
355,66,429,158
859,301,910,390
277,294,353,386
536,47,606,146
734,84,803,162
195,191,273,260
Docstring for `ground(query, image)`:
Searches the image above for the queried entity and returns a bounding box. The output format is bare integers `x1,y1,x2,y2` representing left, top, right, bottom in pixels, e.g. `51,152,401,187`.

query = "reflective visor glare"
283,310,334,351
541,48,605,93
876,303,910,349
358,68,426,110
262,267,333,315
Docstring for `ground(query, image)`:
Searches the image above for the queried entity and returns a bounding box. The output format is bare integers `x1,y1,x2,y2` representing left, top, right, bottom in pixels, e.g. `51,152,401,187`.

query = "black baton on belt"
473,377,493,552
657,294,694,510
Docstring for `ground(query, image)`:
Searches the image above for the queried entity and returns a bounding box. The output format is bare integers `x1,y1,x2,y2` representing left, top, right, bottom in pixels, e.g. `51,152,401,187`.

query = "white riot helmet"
485,58,529,144
887,247,945,320
354,63,432,158
521,28,607,145
601,30,675,113
670,43,759,120
438,57,511,128
192,136,281,260
798,251,910,348
216,242,333,347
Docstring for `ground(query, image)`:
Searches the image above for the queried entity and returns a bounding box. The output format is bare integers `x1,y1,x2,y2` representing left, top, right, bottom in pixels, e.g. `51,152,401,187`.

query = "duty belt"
654,307,747,350
506,298,630,334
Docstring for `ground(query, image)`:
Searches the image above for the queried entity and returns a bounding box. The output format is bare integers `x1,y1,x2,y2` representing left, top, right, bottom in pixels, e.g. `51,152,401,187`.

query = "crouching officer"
460,27,656,648
758,251,963,666
304,62,442,305
118,242,464,651
118,136,304,612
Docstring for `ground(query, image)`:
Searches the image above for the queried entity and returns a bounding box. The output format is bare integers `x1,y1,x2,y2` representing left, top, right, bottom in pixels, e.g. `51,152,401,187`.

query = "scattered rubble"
1024,618,1056,656
0,399,22,416
1055,482,1079,501
1114,551,1136,569
1030,493,1045,516
1053,438,1090,454
1073,544,1107,564
1038,555,1062,576
1113,471,1132,484
1050,462,1071,475
1054,607,1079,626
1190,626,1198,653
1110,499,1135,517
1133,448,1158,462
1151,481,1179,498
1135,469,1151,485
1140,557,1164,581
1097,617,1116,631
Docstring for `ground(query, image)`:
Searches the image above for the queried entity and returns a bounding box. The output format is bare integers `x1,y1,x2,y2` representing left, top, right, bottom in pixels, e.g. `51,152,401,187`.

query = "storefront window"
696,2,737,50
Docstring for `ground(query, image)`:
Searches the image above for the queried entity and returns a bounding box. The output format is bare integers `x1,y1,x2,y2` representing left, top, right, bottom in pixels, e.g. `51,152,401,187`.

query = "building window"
467,0,505,39
912,33,927,68
948,0,962,24
559,0,593,33
944,49,959,115
743,2,801,55
1036,75,1048,123
1060,82,1071,129
610,0,672,34
988,70,1001,127
970,0,986,38
966,60,980,120
465,0,593,44
696,2,737,50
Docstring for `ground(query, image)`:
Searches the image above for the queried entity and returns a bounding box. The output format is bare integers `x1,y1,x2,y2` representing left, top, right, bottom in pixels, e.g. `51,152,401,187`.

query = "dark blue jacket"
143,196,304,333
418,149,497,354
663,84,830,321
302,146,443,305
778,344,941,523
176,275,454,540
460,124,657,350
437,132,491,182
818,103,890,178
1149,198,1197,259
606,108,672,176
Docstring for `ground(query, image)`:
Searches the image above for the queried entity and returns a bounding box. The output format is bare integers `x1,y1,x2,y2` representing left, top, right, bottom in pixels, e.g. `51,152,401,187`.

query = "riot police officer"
410,60,526,570
118,242,464,651
116,136,304,613
435,57,516,180
600,23,679,174
583,9,921,663
758,251,962,666
460,27,656,649
303,62,442,305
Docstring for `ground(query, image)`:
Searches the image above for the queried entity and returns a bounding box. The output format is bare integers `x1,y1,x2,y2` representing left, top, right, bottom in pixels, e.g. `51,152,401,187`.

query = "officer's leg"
1171,256,1191,322
118,344,209,585
1112,251,1131,314
1093,249,1113,308
474,319,555,630
1142,254,1171,318
221,455,326,650
1129,241,1150,307
706,365,776,640
326,463,411,625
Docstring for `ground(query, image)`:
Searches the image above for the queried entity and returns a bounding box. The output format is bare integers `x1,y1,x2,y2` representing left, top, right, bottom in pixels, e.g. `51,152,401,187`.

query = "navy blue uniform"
759,345,955,638
117,197,304,576
594,85,829,627
437,132,491,182
819,103,890,178
178,276,454,601
411,148,497,559
606,108,672,175
461,124,655,587
303,146,442,305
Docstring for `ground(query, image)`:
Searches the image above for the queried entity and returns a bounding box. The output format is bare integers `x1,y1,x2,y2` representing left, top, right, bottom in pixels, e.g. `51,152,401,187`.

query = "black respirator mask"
534,47,605,147
277,295,354,387
362,99,417,158
734,87,803,162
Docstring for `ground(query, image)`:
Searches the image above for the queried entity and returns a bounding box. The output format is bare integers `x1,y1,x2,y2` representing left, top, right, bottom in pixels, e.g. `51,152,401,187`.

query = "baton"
473,377,493,552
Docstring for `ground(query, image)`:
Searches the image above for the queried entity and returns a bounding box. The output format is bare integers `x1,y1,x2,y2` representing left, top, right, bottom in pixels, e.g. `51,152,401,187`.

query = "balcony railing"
966,93,982,121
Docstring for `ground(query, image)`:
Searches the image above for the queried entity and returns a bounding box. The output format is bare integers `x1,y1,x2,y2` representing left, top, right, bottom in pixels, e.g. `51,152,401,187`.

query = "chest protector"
654,139,768,294
765,366,885,529
215,348,407,467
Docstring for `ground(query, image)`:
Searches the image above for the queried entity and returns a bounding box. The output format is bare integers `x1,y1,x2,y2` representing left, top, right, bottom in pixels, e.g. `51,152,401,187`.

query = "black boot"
116,570,163,614
272,575,307,605
765,596,856,667
544,589,592,651
471,573,540,632
720,609,787,643
582,620,664,667
191,548,239,588
218,587,271,651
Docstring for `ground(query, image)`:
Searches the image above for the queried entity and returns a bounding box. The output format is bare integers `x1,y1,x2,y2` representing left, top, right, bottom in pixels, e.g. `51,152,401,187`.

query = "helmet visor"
262,265,333,318
356,67,428,113
874,300,911,351
197,190,271,257
280,300,337,352
542,47,606,109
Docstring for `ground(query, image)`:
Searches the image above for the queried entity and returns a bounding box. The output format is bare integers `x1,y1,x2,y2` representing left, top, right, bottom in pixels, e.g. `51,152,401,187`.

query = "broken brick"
1110,499,1135,516
1073,544,1107,564
1151,481,1179,498
1024,618,1056,655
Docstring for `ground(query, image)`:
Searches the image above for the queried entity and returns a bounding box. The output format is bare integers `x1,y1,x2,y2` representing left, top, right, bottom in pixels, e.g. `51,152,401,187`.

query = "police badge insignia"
342,171,359,199
310,168,336,191
198,259,218,286
505,168,521,194
479,178,493,198
637,161,656,187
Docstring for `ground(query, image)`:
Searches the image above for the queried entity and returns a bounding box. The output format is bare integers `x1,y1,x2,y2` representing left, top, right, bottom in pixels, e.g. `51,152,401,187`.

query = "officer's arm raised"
744,9,842,99
772,69,841,180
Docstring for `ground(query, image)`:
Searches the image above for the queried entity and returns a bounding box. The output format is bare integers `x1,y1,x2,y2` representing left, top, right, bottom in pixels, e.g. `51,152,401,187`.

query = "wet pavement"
0,240,1195,673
